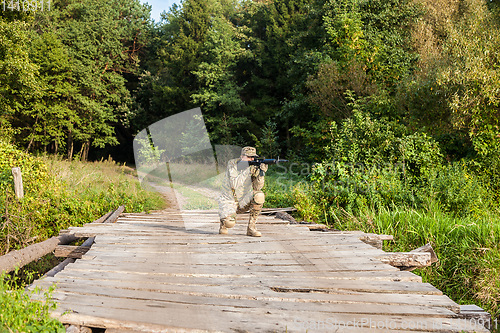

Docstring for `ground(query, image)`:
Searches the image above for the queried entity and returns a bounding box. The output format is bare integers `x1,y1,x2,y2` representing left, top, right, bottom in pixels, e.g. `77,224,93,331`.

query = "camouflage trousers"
218,192,264,224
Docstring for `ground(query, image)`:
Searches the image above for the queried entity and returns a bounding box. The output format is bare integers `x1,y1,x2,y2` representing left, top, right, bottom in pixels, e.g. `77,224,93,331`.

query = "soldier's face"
241,155,255,161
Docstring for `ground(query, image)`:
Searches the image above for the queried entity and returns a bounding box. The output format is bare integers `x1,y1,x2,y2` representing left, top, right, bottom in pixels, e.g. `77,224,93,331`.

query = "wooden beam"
410,243,438,263
54,246,91,259
400,243,439,271
0,234,77,274
54,236,95,259
376,252,431,268
359,234,394,249
44,258,76,278
260,207,297,215
94,210,114,224
103,206,125,224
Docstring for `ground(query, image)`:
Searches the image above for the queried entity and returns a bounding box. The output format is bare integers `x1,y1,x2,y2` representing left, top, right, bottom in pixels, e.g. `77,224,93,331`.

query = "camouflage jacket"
220,158,265,205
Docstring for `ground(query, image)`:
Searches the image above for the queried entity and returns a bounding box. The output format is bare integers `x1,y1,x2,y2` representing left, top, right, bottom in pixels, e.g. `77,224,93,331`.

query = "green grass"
0,271,65,332
291,184,500,321
0,152,166,331
333,206,500,316
1,154,166,254
42,155,166,218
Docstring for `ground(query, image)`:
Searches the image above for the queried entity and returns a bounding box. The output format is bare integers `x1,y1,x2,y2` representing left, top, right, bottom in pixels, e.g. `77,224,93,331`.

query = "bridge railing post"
11,167,24,199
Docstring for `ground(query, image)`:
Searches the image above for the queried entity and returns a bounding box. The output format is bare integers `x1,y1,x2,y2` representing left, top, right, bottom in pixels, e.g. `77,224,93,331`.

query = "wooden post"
11,167,23,199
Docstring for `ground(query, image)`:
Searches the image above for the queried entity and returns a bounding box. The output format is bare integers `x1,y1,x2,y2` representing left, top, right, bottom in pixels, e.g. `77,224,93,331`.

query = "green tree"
0,19,41,130
241,0,324,149
400,0,500,167
33,0,151,159
132,0,213,133
191,0,252,144
22,32,78,154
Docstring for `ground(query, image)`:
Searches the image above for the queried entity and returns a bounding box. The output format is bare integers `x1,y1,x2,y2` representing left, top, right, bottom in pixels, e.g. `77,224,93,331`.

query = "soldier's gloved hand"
259,163,268,173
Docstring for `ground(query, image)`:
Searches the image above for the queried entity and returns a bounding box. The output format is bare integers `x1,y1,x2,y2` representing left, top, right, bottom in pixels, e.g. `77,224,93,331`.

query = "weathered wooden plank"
85,244,383,257
88,236,379,247
78,249,385,262
457,305,491,329
78,249,394,270
90,236,382,246
32,275,458,310
43,258,76,278
41,263,441,294
377,252,432,268
89,235,380,246
76,256,397,273
103,205,125,224
59,265,423,283
31,292,488,332
63,260,399,275
359,234,394,250
54,245,91,259
31,280,456,319
411,243,439,264
88,235,378,246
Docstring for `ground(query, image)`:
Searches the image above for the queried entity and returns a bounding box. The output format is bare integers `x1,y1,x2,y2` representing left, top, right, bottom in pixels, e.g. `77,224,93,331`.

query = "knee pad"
253,191,265,205
222,215,236,228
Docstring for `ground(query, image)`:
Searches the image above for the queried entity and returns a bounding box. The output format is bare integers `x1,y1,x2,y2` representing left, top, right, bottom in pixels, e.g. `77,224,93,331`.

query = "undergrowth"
0,140,165,330
0,271,65,332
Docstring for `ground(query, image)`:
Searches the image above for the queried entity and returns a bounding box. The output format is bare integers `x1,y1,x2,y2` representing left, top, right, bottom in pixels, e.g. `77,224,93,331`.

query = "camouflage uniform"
218,147,266,236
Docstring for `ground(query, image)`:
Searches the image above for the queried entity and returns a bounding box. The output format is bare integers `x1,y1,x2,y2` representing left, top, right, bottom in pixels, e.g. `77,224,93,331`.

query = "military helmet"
241,146,259,157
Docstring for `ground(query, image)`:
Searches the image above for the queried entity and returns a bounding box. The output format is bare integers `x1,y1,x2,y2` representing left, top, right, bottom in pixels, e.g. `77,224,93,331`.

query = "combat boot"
219,221,228,234
246,209,262,237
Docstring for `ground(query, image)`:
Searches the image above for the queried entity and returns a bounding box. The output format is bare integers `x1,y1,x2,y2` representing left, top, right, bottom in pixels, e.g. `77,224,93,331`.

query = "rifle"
248,158,289,166
248,158,288,176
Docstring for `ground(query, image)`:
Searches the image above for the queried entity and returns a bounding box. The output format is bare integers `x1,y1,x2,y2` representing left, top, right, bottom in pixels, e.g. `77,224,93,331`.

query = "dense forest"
0,0,498,166
1,0,500,321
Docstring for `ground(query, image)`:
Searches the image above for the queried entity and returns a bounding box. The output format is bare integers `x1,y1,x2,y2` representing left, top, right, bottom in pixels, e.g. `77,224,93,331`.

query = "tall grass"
335,205,500,317
289,160,500,320
0,151,166,331
0,155,165,255
42,155,166,224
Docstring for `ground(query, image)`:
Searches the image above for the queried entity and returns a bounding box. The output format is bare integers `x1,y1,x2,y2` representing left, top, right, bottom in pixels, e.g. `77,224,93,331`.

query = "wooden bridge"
29,209,490,332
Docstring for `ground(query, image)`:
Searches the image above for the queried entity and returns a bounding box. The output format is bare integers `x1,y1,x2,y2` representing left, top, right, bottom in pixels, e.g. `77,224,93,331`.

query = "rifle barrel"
248,158,289,166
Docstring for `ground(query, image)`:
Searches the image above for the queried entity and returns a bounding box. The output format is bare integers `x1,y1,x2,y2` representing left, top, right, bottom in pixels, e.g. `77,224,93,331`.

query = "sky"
140,0,178,22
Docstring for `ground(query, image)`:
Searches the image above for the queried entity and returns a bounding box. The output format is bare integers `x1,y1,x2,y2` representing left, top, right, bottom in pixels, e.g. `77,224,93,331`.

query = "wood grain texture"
29,210,488,332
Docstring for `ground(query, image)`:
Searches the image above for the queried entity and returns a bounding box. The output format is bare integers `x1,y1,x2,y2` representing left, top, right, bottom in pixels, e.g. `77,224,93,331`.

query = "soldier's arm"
250,165,266,191
227,160,243,192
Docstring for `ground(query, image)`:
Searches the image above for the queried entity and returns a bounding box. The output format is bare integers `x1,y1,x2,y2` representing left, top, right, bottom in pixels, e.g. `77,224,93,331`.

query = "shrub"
0,140,53,194
293,111,444,221
0,272,65,332
0,146,165,254
428,163,493,217
470,129,500,199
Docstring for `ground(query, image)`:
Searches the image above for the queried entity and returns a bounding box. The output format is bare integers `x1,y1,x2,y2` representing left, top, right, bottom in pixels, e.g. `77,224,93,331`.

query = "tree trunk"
0,234,77,274
82,141,90,161
67,130,74,160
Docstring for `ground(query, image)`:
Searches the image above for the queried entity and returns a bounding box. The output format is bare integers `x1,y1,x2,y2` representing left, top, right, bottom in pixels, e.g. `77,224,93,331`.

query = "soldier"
218,146,268,237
